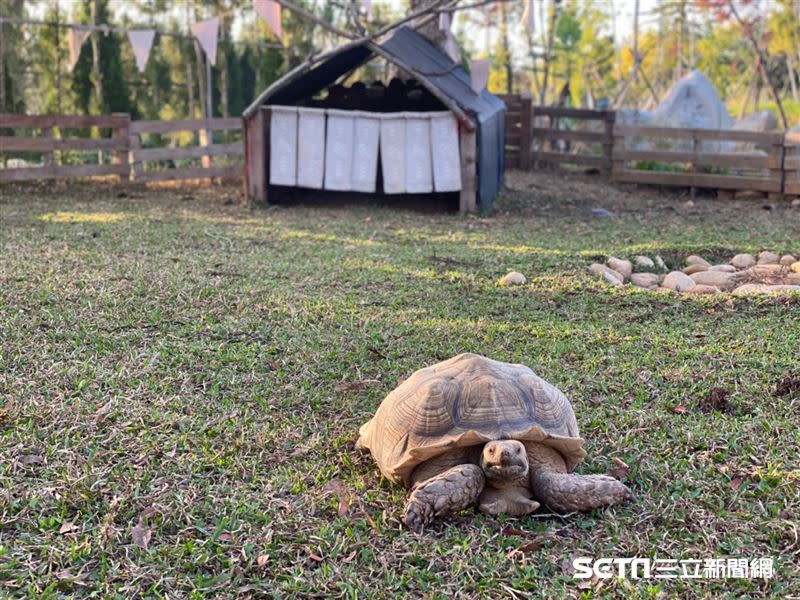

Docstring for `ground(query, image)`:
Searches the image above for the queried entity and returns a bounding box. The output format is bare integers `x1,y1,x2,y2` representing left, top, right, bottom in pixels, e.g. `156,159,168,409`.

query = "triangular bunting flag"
521,1,535,31
253,0,282,40
127,30,156,73
439,11,451,32
191,17,220,66
469,58,490,95
360,0,372,21
67,27,91,72
444,36,460,64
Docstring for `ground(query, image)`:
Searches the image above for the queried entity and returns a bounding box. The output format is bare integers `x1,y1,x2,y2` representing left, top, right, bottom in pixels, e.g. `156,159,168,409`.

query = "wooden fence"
129,117,242,182
0,113,129,182
612,126,785,197
2,107,800,199
785,131,800,197
501,94,800,199
0,113,243,183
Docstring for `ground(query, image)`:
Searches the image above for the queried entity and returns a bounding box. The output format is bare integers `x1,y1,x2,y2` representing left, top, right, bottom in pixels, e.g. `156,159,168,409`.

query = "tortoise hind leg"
402,464,485,532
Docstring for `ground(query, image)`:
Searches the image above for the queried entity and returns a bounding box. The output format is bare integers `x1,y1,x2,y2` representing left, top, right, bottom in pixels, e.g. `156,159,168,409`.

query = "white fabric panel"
269,106,297,186
296,107,326,189
324,109,356,191
404,113,433,194
429,111,462,192
379,113,406,194
351,112,381,192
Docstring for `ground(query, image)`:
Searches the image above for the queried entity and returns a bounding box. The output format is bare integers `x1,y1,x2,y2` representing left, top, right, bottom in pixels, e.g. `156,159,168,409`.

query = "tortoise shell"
357,353,587,486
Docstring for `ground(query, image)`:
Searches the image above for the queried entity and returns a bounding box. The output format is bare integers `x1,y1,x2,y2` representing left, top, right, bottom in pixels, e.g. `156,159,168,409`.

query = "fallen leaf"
342,550,357,563
21,454,44,465
671,404,687,414
337,498,350,517
699,387,731,413
500,525,528,537
218,532,233,542
59,521,78,534
730,477,744,491
256,555,269,568
607,457,630,480
131,519,152,549
323,479,350,516
308,552,323,562
775,373,800,397
516,536,551,553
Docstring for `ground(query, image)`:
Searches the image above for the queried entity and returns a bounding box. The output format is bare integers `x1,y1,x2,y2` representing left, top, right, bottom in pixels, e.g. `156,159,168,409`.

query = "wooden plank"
784,155,800,169
536,152,610,168
519,97,532,171
613,169,781,192
459,128,477,213
533,106,611,120
129,117,242,135
111,113,130,181
612,149,777,169
0,113,129,128
531,127,607,143
134,165,241,183
614,125,784,144
132,141,243,162
244,108,268,203
0,136,127,151
0,162,128,182
785,180,800,194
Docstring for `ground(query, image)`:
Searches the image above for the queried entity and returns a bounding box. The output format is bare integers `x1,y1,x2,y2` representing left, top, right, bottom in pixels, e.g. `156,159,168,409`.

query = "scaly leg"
526,443,633,513
402,464,485,532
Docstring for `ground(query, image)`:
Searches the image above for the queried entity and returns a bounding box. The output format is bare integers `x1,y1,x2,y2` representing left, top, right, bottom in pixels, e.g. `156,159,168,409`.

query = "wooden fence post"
611,123,624,182
112,112,129,182
603,111,615,175
768,136,785,202
519,93,532,171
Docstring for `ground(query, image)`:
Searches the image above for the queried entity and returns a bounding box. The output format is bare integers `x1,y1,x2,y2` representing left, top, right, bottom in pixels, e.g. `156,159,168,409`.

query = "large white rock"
757,251,780,265
630,273,661,289
635,256,655,269
689,271,738,290
730,253,756,269
497,271,526,286
589,263,624,282
686,255,711,268
683,264,709,275
779,255,796,266
663,271,697,292
607,257,633,280
708,264,737,273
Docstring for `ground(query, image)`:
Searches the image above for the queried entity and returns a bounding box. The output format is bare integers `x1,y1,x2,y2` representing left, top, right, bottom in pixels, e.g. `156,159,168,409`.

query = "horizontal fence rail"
499,94,799,199
1,106,799,199
129,117,243,183
1,113,243,184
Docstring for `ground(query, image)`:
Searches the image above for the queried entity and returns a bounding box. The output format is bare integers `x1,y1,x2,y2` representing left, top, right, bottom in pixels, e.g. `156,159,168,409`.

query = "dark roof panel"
380,27,505,118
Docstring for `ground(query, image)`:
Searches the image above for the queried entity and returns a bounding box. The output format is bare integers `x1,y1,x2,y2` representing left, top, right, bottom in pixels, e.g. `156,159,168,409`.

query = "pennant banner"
439,11,451,32
191,16,220,66
127,30,156,73
68,27,91,72
521,1,535,31
360,0,373,21
469,58,490,95
253,0,282,40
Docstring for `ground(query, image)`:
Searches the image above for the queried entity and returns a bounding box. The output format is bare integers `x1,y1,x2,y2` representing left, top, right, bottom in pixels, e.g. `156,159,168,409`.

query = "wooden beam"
459,127,477,213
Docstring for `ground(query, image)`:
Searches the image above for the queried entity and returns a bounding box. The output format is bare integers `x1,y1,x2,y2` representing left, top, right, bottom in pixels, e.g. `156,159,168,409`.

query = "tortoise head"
480,440,529,483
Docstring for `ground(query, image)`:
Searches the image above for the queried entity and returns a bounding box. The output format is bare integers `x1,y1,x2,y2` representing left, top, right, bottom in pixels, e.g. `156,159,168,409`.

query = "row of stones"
591,252,800,295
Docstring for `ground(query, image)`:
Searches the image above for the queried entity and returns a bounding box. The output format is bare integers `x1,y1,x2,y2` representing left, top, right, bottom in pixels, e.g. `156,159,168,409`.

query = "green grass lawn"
1,173,799,598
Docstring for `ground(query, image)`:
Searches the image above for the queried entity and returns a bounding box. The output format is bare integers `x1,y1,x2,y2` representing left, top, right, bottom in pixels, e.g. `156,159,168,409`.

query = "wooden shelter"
242,27,506,213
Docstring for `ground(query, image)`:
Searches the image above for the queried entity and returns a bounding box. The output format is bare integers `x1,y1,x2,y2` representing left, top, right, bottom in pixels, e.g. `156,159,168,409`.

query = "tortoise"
357,353,632,531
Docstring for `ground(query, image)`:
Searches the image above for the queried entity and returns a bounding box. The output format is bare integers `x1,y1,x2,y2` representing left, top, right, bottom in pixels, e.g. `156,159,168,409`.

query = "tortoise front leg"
526,443,632,512
402,464,485,532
